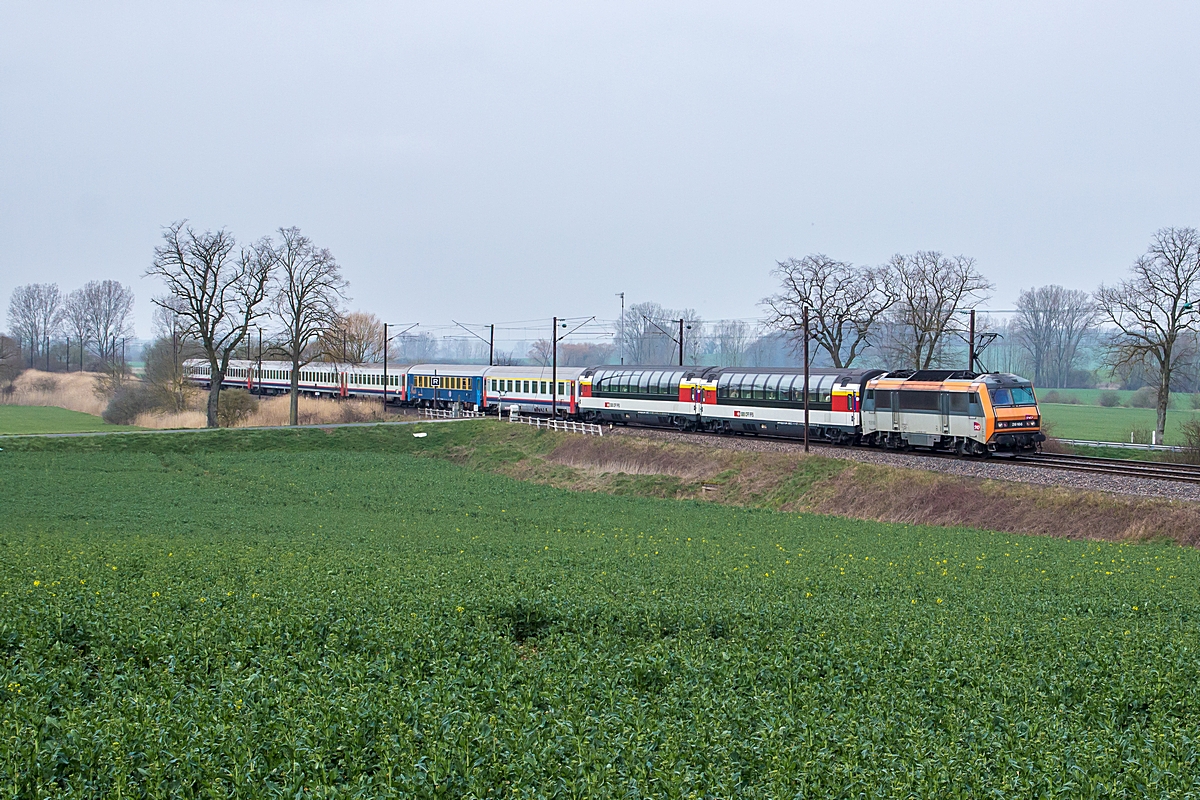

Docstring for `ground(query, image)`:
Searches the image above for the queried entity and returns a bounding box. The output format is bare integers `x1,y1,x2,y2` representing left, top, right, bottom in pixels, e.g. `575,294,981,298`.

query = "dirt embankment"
454,429,1200,546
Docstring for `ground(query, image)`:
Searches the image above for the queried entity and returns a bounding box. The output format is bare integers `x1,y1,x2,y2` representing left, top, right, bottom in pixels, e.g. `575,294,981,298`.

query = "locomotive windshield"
990,385,1036,407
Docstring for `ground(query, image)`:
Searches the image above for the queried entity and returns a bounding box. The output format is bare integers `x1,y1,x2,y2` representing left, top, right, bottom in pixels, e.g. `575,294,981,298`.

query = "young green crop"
2,425,1200,797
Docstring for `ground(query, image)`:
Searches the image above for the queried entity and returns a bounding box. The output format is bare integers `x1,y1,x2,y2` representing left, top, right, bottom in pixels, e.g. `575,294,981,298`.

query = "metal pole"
489,324,494,366
678,319,684,366
46,336,50,370
968,309,975,372
552,316,558,418
803,305,810,453
618,292,625,365
383,322,389,408
257,327,262,394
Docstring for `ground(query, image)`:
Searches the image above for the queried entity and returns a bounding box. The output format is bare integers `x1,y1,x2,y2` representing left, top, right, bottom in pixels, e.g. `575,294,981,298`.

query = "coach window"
949,392,969,415
818,375,835,404
768,374,785,401
779,374,797,402
969,392,983,416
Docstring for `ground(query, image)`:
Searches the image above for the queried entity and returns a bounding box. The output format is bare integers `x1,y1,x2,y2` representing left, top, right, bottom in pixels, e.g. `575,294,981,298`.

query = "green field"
1039,402,1200,444
3,425,1200,796
0,405,141,435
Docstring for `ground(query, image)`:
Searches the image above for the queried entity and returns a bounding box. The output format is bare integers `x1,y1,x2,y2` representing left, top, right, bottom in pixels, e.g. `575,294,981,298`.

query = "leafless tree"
762,255,896,368
140,295,201,412
7,283,63,366
394,331,439,363
320,311,383,364
711,319,753,367
1013,285,1099,388
528,339,553,366
147,221,273,428
558,342,615,366
62,289,91,368
80,280,135,362
882,251,993,369
0,334,22,387
1096,227,1200,441
617,302,700,364
268,227,349,425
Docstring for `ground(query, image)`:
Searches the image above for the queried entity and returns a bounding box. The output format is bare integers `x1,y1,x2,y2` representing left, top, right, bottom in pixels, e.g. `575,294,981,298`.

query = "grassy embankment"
0,406,141,435
3,421,1200,795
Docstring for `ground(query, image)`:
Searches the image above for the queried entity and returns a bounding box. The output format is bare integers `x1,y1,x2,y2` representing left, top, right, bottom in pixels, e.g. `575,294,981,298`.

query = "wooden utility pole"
678,318,685,366
551,316,558,418
803,305,810,453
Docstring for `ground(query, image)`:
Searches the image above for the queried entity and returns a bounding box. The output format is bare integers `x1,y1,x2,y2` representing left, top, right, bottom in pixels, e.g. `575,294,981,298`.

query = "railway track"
1012,452,1200,484
617,425,1200,485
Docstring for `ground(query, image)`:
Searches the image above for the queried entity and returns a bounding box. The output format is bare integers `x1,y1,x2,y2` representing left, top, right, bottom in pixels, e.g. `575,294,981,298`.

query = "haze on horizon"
3,1,1200,340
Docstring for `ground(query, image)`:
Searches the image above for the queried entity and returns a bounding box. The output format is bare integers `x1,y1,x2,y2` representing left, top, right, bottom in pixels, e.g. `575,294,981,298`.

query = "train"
186,359,1044,454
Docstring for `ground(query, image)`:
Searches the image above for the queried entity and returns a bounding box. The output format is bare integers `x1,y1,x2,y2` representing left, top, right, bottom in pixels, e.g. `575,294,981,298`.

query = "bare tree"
141,295,200,412
269,228,348,425
7,283,63,366
1013,285,1099,387
320,311,383,364
147,221,274,428
73,280,135,363
527,339,553,366
62,289,91,368
711,319,752,367
1096,227,1200,441
0,334,22,387
617,302,699,364
883,251,993,369
762,255,896,367
558,342,615,366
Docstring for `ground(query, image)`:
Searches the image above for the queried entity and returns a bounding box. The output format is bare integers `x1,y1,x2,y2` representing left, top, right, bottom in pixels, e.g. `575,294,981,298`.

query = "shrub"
1042,390,1062,404
102,384,161,425
1180,419,1200,464
1098,391,1121,408
1130,386,1157,408
1190,393,1200,410
217,389,258,427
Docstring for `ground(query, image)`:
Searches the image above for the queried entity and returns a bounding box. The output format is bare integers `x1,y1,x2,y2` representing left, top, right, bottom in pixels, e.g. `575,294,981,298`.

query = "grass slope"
3,424,1200,795
0,405,141,435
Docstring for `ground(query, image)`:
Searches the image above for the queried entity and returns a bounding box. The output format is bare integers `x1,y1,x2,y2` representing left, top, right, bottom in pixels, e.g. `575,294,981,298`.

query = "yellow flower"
456,606,465,613
32,581,40,587
151,591,160,598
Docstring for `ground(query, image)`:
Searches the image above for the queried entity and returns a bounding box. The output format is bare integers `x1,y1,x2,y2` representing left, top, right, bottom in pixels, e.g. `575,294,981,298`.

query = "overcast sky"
3,2,1200,341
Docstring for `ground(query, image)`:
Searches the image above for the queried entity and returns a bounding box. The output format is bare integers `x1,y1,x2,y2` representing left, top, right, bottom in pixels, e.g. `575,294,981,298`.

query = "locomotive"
186,359,1043,454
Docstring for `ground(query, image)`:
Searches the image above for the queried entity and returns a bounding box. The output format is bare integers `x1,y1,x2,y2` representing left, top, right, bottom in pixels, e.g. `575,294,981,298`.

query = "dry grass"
133,409,209,429
237,395,389,427
465,428,1200,547
0,370,108,416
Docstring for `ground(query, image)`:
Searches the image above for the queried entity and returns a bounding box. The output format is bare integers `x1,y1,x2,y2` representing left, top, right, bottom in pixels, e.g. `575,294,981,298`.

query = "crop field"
3,425,1200,796
1039,402,1200,444
0,405,141,435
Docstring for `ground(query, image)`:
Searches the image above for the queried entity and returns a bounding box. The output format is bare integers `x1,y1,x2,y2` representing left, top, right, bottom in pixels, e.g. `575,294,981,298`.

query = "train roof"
876,370,1033,386
408,364,490,376
484,366,585,379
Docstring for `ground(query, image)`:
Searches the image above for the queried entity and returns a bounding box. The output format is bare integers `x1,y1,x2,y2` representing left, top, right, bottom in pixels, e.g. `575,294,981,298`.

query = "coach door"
939,392,951,434
890,390,900,431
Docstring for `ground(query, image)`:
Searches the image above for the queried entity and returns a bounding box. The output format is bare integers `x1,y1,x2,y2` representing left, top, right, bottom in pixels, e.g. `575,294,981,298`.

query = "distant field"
1036,387,1200,410
4,424,1200,795
0,406,141,435
1039,402,1200,444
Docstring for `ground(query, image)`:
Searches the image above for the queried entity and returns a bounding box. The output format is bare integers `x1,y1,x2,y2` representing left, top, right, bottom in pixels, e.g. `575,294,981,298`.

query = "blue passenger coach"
405,364,487,409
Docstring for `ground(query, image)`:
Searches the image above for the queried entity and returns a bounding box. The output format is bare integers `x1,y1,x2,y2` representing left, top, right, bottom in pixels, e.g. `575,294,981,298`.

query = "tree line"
7,223,1200,439
762,228,1200,441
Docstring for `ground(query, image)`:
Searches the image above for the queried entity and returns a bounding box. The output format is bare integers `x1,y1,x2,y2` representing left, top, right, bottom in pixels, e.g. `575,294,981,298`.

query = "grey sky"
3,2,1200,341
